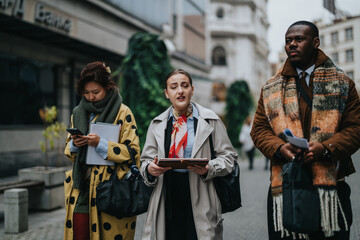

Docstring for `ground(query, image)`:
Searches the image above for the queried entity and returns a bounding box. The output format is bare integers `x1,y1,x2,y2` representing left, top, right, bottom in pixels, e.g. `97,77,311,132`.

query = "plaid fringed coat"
251,49,360,237
251,49,360,179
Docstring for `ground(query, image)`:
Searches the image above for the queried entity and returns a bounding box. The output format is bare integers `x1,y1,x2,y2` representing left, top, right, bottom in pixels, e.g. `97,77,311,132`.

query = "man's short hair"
288,21,319,38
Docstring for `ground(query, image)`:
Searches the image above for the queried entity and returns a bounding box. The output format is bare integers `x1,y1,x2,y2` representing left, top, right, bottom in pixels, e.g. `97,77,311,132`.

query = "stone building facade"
0,0,210,176
317,15,360,92
207,0,271,114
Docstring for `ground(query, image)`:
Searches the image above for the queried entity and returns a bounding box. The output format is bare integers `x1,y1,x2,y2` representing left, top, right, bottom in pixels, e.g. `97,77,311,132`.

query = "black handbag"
282,159,320,233
96,146,154,218
208,130,242,213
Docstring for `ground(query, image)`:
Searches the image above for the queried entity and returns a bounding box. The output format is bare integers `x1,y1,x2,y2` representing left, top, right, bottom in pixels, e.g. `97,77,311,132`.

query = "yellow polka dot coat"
63,104,140,240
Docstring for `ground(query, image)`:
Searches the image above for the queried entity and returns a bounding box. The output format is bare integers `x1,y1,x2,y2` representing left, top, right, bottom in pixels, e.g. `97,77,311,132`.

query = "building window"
346,71,354,80
345,27,353,41
212,82,226,102
0,54,56,125
346,49,354,62
331,31,338,45
183,0,206,61
212,46,227,66
331,52,339,64
216,7,224,19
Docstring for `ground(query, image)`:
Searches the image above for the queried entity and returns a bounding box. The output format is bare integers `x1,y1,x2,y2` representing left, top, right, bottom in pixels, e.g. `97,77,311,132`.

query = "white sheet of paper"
86,122,121,165
284,128,309,149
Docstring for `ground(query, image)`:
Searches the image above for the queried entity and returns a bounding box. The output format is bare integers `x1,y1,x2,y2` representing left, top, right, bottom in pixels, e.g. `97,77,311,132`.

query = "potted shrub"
18,106,70,210
38,106,68,168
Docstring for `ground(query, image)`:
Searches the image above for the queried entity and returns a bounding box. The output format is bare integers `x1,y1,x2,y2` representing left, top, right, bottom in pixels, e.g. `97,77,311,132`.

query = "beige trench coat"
140,103,238,240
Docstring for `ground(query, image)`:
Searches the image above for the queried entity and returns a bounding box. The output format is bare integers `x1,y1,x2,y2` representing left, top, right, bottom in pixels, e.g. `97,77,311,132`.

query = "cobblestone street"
1,150,360,240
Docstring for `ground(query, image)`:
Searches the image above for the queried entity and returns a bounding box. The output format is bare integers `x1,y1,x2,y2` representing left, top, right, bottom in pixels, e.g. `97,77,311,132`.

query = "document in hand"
157,158,208,169
86,122,121,166
284,128,309,149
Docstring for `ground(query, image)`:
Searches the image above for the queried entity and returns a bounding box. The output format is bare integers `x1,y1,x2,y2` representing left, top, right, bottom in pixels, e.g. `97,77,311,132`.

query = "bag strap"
109,144,138,180
205,119,216,160
126,145,140,177
126,145,137,166
110,164,119,180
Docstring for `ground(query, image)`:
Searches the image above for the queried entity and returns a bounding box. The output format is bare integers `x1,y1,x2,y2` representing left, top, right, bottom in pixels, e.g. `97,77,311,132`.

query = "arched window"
212,82,226,101
216,7,224,19
212,46,227,66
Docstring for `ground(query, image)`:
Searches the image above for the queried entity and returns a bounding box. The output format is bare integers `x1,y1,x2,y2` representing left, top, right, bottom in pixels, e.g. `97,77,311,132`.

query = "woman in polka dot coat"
63,62,140,240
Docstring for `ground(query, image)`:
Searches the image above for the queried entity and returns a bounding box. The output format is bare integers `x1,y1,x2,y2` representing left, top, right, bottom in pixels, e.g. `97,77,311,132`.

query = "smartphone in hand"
66,128,85,136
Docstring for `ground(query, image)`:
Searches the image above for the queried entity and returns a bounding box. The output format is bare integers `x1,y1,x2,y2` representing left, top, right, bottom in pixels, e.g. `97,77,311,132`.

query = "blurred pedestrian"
140,69,238,240
251,21,360,239
63,62,140,240
264,157,269,170
239,116,255,170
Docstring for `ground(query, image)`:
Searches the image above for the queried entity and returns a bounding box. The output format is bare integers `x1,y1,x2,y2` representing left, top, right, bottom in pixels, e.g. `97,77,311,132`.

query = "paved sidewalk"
0,208,65,240
0,150,359,240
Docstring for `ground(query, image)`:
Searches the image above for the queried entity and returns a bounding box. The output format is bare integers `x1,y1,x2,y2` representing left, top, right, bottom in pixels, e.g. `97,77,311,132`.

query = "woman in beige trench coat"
140,69,238,240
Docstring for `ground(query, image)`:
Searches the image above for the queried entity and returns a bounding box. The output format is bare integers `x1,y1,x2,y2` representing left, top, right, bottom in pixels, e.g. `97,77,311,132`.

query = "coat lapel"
192,117,213,157
153,120,167,158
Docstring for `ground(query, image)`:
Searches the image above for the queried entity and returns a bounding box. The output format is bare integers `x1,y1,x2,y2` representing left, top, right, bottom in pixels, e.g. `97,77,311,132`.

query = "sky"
267,0,360,62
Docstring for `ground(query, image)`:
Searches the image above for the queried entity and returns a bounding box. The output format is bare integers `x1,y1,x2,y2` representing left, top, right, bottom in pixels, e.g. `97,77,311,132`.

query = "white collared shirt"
296,64,315,86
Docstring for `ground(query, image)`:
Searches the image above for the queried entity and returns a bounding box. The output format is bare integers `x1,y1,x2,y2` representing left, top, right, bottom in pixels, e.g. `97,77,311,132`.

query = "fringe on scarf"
272,195,309,240
318,188,348,237
273,189,349,239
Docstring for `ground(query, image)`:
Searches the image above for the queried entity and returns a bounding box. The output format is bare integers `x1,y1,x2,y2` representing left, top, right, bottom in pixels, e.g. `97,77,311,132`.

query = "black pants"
246,147,255,170
164,171,198,240
267,181,352,240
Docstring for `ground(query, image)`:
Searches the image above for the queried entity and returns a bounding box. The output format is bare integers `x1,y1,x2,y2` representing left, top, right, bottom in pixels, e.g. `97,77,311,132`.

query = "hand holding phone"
66,128,85,136
67,128,86,147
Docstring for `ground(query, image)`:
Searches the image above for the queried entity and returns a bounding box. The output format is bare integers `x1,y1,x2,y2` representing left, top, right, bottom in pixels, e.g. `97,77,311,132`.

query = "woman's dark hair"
76,61,117,96
164,69,193,89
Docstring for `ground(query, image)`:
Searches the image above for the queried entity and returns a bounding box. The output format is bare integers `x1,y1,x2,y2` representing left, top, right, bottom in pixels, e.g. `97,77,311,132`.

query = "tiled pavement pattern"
1,150,359,240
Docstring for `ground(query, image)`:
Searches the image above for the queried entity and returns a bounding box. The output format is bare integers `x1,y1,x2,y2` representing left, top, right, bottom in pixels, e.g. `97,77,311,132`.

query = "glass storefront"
0,53,56,125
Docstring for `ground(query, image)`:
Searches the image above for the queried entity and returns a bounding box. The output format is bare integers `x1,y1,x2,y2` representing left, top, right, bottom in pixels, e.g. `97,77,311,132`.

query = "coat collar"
281,49,329,77
153,102,219,122
152,102,219,158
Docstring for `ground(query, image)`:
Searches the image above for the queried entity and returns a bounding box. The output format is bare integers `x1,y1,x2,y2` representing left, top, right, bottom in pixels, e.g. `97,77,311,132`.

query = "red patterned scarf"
168,105,193,158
